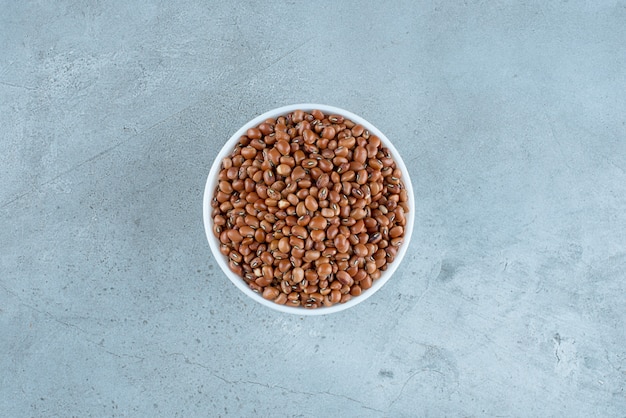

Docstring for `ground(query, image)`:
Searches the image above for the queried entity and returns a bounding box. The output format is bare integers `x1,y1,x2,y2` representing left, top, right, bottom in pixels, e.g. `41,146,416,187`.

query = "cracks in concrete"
553,333,562,364
0,138,127,210
1,281,144,363
1,280,91,335
415,273,432,306
259,39,312,75
388,370,420,409
388,368,445,410
604,349,625,375
165,352,385,413
83,338,146,363
547,118,574,172
0,80,36,90
0,100,193,211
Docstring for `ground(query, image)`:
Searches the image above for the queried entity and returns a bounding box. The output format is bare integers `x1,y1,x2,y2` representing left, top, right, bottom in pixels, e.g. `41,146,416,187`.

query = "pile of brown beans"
211,109,409,309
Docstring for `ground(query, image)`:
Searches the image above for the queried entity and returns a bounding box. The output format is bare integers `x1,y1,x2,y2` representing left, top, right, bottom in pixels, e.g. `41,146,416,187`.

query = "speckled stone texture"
1,1,625,417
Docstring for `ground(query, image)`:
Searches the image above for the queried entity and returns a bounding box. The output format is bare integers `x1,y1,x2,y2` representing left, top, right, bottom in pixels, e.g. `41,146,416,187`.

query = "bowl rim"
203,104,415,315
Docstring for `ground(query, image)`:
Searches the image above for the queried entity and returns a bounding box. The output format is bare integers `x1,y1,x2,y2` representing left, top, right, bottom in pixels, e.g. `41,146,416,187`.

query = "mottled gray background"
1,1,625,417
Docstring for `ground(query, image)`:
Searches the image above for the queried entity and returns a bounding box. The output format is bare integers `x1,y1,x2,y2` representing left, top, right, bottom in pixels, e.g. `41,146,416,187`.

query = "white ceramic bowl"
203,104,414,315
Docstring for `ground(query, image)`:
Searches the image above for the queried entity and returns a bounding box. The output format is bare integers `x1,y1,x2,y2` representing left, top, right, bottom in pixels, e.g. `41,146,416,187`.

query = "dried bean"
212,109,409,308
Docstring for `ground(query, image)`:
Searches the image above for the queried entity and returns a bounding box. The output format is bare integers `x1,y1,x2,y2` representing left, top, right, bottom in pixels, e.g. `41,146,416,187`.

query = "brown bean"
239,226,255,238
214,111,408,309
329,281,342,290
267,148,281,166
219,180,233,194
354,243,368,257
292,109,305,122
247,128,262,139
334,235,350,253
276,164,292,176
353,146,367,164
352,269,366,282
373,248,386,260
362,143,374,158
249,257,262,269
375,257,386,268
283,194,296,207
341,182,352,197
292,267,304,283
328,114,344,123
304,250,321,262
303,129,318,144
276,259,291,273
278,199,290,210
334,147,348,159
339,165,355,178
291,166,307,182
305,195,318,212
308,229,325,242
276,140,291,156
241,146,257,160
258,122,273,135
259,251,273,266
391,237,404,247
350,124,364,137
297,214,311,227
360,275,373,289
277,237,290,253
365,261,377,274
222,167,239,180
336,271,354,286
350,219,365,235
318,208,332,218
256,275,272,288
273,251,289,260
321,126,336,140
329,289,342,303
262,264,274,278
254,229,265,243
274,292,288,305
301,158,317,169
248,281,262,293
309,109,322,120
347,233,359,246
296,200,311,216
226,229,243,243
289,236,305,250
350,208,367,220
290,224,308,239
213,214,226,226
228,250,242,264
316,173,330,188
216,191,230,203
309,216,328,230
305,285,319,295
389,225,404,238
338,136,355,149
317,263,332,277
356,169,368,185
350,285,362,296
326,225,339,240
263,169,276,185
262,287,280,300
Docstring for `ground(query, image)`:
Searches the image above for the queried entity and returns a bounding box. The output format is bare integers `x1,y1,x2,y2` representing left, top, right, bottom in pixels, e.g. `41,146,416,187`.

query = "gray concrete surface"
2,1,625,416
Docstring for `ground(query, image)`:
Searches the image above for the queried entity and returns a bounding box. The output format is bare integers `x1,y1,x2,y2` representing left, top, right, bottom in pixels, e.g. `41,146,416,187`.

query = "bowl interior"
203,104,415,315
